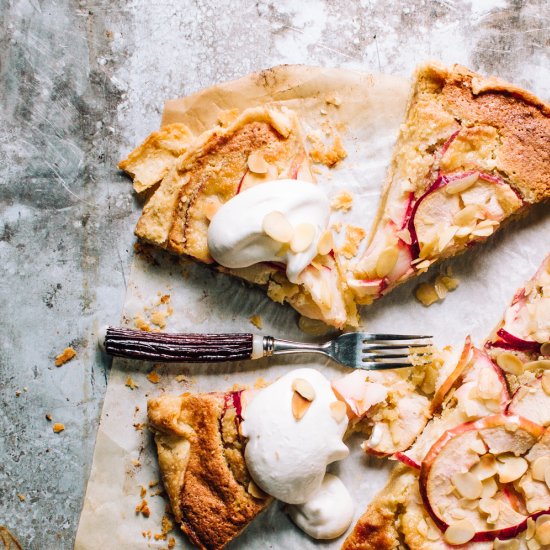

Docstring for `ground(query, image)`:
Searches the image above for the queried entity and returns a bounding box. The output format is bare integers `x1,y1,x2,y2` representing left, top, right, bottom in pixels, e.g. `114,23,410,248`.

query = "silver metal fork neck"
264,336,329,357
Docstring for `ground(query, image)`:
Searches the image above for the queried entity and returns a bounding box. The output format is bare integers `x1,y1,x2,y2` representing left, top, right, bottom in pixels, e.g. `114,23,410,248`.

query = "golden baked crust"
147,391,270,550
118,123,192,194
351,61,550,304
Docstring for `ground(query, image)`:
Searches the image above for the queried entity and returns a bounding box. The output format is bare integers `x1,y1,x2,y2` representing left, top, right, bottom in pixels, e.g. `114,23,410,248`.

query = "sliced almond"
445,173,479,194
497,456,528,483
452,471,483,500
527,538,542,550
375,247,399,278
444,519,476,545
317,229,334,255
494,539,520,550
438,226,458,252
330,400,347,423
543,372,550,396
527,517,536,540
262,211,293,243
292,378,316,401
472,454,498,480
479,498,500,524
203,198,221,221
291,391,312,421
535,515,550,545
541,342,550,356
247,151,269,174
471,224,495,238
481,476,498,499
496,352,525,376
248,480,268,499
470,436,488,456
545,466,550,491
455,225,475,238
531,456,550,482
290,223,316,253
434,277,449,300
426,523,440,541
415,282,440,306
524,359,550,371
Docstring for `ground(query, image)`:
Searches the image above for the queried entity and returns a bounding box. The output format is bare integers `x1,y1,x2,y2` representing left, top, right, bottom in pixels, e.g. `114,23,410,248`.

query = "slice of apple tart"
120,106,357,328
349,61,550,305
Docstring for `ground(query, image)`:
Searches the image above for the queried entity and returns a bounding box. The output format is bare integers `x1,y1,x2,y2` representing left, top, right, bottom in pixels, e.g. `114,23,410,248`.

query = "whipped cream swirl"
207,180,330,283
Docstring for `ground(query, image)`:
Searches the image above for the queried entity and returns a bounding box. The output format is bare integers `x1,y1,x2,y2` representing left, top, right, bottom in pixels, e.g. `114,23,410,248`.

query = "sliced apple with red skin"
419,414,546,542
507,375,550,427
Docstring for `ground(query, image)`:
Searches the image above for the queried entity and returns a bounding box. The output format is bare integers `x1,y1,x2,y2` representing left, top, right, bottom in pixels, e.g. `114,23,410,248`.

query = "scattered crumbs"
55,347,76,367
339,225,366,259
415,271,459,306
249,314,263,329
15,390,21,397
134,405,140,413
140,486,147,498
133,423,145,431
162,514,174,535
52,423,65,433
150,310,167,329
331,221,342,233
167,537,176,549
150,488,164,497
149,480,159,488
126,377,139,390
17,494,25,502
175,374,188,384
135,499,151,518
331,191,354,212
307,132,347,167
131,459,142,468
217,108,240,127
147,371,160,384
325,93,342,106
154,533,167,541
159,294,171,304
45,413,52,421
134,315,151,332
142,530,152,539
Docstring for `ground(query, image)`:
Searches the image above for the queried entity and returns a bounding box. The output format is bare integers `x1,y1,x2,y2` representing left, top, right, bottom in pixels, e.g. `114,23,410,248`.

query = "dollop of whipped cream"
241,368,349,505
287,473,354,539
207,180,330,283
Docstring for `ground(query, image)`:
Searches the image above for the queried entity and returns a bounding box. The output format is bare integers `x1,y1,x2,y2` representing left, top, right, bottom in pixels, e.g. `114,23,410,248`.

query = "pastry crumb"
331,221,343,233
331,191,354,212
133,423,145,431
339,225,366,259
142,529,152,539
167,537,176,549
149,480,159,488
17,493,25,502
45,413,52,421
415,273,460,306
55,347,76,367
135,499,151,518
159,294,171,304
325,94,342,106
147,371,160,384
175,374,188,383
134,316,151,332
15,390,21,397
52,423,65,433
150,310,167,329
249,314,263,329
126,377,139,390
140,486,147,498
131,459,142,468
307,132,347,167
154,533,167,541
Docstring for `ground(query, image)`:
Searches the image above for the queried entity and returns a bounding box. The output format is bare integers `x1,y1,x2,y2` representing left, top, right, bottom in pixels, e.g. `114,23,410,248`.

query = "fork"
103,327,433,370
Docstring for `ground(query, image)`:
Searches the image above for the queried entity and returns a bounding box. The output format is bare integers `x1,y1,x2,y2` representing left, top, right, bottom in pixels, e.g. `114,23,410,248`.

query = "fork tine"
362,343,432,351
358,361,417,370
362,352,431,360
361,333,432,342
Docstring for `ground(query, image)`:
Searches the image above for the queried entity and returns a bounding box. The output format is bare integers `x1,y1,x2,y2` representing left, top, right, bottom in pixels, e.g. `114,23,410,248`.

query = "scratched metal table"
1,1,549,548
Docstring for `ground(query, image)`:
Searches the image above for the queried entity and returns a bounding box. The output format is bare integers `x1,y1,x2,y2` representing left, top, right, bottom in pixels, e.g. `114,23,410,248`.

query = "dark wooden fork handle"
104,326,254,362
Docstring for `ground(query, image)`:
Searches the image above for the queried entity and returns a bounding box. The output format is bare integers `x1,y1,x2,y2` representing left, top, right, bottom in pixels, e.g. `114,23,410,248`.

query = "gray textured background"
0,0,549,548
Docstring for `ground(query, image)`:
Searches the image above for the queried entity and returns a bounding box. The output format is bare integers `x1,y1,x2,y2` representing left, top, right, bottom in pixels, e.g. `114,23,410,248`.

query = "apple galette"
343,257,550,549
349,61,550,305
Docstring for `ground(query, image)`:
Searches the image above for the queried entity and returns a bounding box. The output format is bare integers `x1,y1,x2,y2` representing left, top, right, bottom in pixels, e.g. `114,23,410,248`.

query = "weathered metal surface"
0,0,548,548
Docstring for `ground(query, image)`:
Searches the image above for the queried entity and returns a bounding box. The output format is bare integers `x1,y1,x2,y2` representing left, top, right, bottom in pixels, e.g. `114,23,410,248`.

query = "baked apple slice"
349,62,550,305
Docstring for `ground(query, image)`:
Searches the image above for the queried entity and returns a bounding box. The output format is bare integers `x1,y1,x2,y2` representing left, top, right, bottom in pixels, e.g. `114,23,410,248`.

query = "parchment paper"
75,65,550,549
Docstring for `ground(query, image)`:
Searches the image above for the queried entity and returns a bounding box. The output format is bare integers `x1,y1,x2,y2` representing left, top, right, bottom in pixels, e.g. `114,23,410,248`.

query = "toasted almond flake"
535,515,550,545
292,378,316,401
470,436,487,455
290,223,316,253
450,509,467,520
479,498,500,523
496,352,525,375
248,480,268,499
330,191,354,211
415,259,433,271
531,456,550,481
472,455,498,480
249,315,263,329
471,225,495,238
427,524,440,541
452,472,483,499
460,497,481,510
527,517,537,540
541,342,550,356
319,280,333,310
375,247,399,278
292,391,312,420
542,372,550,396
396,227,412,245
445,173,479,194
317,230,334,255
453,204,485,227
497,456,528,483
455,225,474,238
434,278,449,300
330,400,347,422
438,226,458,252
527,539,541,550
440,275,459,291
262,211,294,243
247,151,269,174
444,519,476,545
524,360,550,371
415,282,440,306
481,477,498,499
494,539,520,550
